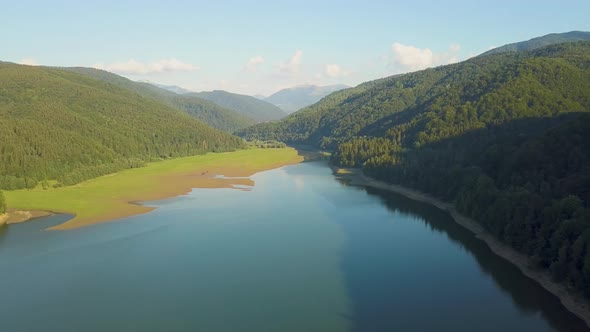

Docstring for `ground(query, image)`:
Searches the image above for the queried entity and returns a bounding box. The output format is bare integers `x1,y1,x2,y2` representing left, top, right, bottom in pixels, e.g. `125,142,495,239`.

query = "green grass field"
4,148,302,229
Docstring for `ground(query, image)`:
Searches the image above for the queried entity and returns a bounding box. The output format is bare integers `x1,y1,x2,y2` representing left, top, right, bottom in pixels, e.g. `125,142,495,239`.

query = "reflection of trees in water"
0,214,73,249
341,183,587,332
0,224,8,245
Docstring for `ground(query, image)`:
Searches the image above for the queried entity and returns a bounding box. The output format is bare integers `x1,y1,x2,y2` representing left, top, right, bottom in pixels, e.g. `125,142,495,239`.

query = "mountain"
64,68,255,132
237,41,590,298
481,31,590,56
0,62,245,189
252,94,266,100
239,42,590,149
193,90,287,122
151,83,193,94
264,84,349,113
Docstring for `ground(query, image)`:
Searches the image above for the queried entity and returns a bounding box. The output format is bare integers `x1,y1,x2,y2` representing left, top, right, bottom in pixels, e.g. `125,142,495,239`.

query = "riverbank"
4,148,303,230
334,167,590,328
1,210,54,225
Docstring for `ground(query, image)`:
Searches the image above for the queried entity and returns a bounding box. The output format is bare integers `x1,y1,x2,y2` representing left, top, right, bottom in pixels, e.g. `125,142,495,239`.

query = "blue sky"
2,0,589,95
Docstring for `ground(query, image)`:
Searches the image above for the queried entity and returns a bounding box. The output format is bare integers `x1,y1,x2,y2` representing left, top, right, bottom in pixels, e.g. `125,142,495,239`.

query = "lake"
0,161,587,331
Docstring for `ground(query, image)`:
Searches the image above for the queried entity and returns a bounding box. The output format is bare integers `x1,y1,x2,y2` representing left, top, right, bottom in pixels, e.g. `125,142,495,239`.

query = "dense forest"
0,62,245,190
0,190,5,214
238,42,590,296
194,90,287,122
64,67,255,132
238,42,590,149
359,114,590,295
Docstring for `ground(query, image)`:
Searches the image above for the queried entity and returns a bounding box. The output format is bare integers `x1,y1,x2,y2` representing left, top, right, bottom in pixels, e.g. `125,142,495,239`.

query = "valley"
1,5,589,329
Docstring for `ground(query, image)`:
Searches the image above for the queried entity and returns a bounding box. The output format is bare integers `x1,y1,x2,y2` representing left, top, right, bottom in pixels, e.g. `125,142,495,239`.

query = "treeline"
348,114,590,295
0,63,246,189
0,190,6,214
246,140,287,149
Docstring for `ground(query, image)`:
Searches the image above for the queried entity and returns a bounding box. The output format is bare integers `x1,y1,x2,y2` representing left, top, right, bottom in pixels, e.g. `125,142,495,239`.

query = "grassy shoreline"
4,148,303,230
334,166,590,328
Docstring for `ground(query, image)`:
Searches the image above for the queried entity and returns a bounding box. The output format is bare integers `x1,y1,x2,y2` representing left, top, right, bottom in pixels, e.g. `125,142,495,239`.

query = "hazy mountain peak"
141,81,194,94
192,90,287,122
265,84,350,114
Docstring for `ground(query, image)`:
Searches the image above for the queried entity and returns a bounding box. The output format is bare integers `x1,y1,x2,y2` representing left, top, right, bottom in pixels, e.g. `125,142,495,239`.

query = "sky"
2,0,589,96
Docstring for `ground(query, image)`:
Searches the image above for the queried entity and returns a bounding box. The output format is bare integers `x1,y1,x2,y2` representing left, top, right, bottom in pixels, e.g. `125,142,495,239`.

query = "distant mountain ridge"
193,90,287,122
151,83,193,94
264,84,349,114
481,31,590,56
65,68,255,132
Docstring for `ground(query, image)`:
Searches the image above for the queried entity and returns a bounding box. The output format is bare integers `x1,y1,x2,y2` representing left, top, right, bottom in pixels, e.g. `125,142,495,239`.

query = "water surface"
0,161,586,331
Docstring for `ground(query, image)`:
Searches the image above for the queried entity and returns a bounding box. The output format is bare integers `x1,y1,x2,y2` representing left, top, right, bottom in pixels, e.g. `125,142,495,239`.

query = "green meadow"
4,148,302,229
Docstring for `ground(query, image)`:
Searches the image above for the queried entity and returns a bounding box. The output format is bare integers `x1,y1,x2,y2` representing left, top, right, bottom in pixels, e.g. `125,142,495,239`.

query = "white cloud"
93,58,199,75
278,50,303,74
244,55,265,72
390,43,461,72
324,64,350,78
390,43,434,71
19,58,38,66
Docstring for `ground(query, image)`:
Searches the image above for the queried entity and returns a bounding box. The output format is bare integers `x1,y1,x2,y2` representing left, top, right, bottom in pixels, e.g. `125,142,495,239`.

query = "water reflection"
340,185,588,331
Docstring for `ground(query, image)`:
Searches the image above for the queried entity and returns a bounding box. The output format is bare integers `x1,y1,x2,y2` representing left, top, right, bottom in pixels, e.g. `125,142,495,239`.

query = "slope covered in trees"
0,190,5,214
239,42,590,150
0,62,245,189
238,41,590,296
64,68,254,132
194,90,287,122
360,113,590,296
481,31,590,56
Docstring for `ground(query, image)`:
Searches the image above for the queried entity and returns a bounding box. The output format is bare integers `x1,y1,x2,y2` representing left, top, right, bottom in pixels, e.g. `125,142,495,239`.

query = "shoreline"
1,210,55,226
334,167,590,328
4,148,303,230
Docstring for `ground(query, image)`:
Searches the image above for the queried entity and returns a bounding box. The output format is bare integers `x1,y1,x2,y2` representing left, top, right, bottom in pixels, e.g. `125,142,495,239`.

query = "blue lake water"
0,161,586,331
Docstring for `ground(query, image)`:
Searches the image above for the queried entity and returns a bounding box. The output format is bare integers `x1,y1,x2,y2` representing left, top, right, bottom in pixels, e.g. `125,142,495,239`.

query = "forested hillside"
194,90,287,122
239,42,590,150
238,42,590,296
481,31,590,56
0,62,245,189
361,113,590,295
0,190,5,214
65,68,255,132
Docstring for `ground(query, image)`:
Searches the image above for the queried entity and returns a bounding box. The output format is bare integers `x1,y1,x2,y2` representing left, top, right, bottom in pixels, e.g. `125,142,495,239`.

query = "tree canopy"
193,90,287,122
64,67,255,132
0,62,245,189
0,190,6,214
